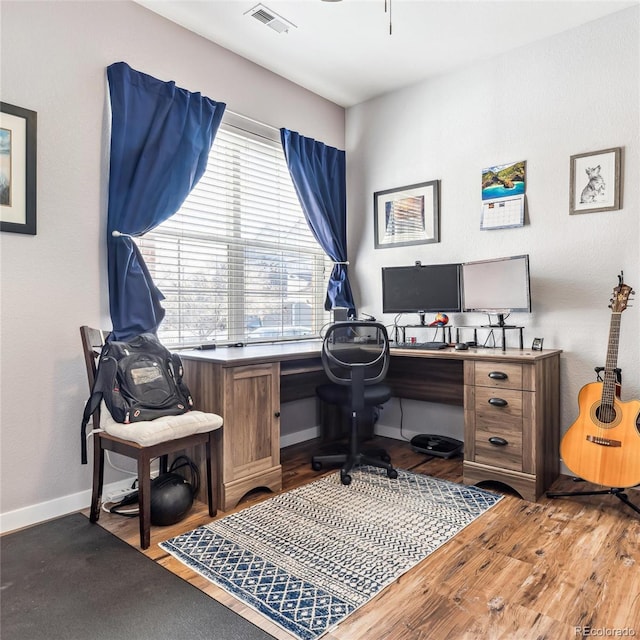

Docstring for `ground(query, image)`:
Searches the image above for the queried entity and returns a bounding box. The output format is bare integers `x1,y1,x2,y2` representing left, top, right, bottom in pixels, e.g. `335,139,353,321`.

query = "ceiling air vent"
245,4,297,34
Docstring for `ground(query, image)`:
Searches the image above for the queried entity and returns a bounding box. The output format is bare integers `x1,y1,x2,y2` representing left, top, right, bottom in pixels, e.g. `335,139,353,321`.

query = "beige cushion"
100,401,222,447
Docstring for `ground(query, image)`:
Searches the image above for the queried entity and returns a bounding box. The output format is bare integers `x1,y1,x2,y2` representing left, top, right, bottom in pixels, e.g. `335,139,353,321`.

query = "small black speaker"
333,307,349,322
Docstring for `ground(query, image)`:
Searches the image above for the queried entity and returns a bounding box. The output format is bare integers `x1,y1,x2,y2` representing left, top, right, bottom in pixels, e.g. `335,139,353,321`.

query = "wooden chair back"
79,326,110,430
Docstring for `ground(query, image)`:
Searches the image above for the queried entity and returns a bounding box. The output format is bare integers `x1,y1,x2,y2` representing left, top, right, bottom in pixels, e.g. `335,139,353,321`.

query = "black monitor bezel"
381,262,462,314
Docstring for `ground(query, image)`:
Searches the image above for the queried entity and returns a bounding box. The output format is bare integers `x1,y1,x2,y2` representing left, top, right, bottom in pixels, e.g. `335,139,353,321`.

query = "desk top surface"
180,340,323,366
179,340,561,367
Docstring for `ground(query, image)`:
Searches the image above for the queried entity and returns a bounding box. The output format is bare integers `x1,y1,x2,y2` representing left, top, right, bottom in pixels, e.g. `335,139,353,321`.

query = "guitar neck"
602,313,621,406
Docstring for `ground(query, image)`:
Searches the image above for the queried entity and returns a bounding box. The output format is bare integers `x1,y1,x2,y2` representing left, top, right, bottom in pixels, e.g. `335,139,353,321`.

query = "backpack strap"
80,356,117,464
81,391,103,464
171,352,194,408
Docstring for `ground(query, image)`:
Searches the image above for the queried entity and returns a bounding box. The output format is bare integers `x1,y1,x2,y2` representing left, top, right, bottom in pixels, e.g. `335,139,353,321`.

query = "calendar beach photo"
482,160,526,200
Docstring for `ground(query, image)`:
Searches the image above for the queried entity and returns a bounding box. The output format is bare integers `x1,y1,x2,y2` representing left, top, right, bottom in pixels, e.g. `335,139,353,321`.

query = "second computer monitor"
461,254,531,327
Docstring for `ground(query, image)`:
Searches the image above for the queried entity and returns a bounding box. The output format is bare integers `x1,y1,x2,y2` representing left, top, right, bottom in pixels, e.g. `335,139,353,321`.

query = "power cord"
482,330,496,348
102,477,139,516
398,397,411,441
168,455,200,497
85,429,138,477
105,451,138,476
105,491,140,517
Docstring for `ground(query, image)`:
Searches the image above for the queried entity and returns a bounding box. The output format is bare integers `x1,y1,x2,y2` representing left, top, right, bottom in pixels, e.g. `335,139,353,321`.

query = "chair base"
312,448,398,485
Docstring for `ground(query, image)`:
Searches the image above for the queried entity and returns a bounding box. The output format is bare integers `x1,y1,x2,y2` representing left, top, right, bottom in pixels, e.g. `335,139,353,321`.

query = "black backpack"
81,333,193,463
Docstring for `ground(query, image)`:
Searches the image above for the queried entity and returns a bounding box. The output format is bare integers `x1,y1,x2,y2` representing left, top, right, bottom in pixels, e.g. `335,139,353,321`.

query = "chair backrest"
321,321,390,389
79,326,110,428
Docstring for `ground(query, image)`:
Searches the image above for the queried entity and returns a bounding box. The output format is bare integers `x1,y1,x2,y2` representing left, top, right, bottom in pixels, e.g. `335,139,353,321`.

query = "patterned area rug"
160,467,502,640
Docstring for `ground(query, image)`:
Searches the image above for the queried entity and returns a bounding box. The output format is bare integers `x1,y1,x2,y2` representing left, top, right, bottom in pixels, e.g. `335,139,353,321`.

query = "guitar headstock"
609,271,634,313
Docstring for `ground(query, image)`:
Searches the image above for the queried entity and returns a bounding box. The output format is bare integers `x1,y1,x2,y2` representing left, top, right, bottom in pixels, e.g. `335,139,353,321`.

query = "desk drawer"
474,387,523,421
473,387,523,471
474,362,523,390
474,420,523,471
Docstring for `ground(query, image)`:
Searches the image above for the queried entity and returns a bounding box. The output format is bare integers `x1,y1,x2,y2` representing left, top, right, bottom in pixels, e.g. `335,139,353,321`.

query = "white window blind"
136,114,331,347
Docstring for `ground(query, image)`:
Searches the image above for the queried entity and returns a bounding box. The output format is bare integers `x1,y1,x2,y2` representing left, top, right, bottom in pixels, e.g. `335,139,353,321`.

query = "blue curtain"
107,62,226,340
280,128,355,315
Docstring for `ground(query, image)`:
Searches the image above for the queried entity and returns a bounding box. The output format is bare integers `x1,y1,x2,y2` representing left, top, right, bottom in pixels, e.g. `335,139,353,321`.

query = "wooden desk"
181,342,561,509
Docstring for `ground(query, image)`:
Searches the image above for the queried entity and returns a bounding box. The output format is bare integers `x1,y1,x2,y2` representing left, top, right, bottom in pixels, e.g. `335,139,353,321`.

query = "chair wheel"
387,468,398,479
381,453,391,463
311,461,323,471
341,473,352,485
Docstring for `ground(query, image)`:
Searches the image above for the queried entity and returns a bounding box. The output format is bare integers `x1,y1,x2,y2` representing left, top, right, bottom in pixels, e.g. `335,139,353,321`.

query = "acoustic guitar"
560,273,640,488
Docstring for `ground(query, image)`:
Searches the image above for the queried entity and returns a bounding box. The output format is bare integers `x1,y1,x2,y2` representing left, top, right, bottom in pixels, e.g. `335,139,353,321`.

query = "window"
136,113,331,347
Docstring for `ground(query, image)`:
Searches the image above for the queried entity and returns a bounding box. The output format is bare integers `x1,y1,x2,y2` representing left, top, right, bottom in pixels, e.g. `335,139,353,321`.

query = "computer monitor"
381,262,461,323
461,254,531,327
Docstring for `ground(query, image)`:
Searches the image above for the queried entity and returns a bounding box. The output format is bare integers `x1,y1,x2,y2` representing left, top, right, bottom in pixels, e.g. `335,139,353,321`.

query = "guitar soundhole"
596,403,617,425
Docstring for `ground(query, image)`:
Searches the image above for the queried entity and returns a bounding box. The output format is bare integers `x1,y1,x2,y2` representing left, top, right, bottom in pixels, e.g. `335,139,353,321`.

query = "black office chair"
311,321,398,485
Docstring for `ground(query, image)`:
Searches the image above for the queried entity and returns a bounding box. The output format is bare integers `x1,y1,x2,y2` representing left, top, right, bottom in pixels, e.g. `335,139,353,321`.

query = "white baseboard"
280,425,320,449
0,477,133,535
373,423,410,440
0,428,321,534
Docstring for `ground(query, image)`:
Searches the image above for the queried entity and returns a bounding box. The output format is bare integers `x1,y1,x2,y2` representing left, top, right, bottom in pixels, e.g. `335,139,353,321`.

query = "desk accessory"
410,434,463,458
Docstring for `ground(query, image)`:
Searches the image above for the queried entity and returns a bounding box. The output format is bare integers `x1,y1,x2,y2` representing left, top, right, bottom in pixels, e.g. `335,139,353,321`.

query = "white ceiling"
136,0,637,107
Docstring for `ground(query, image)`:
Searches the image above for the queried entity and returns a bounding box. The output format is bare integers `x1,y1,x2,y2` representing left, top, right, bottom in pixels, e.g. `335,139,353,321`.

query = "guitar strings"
600,312,621,428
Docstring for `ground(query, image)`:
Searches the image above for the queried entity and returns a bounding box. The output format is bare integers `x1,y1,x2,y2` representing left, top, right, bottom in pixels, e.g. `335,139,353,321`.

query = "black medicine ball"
150,472,194,526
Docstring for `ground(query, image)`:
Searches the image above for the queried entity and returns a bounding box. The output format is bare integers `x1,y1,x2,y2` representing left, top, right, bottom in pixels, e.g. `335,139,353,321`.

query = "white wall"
346,7,640,448
0,0,344,532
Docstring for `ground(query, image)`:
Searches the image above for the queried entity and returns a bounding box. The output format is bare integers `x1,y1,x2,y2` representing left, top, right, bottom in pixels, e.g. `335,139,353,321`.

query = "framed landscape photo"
1,102,37,235
570,147,621,215
374,180,439,249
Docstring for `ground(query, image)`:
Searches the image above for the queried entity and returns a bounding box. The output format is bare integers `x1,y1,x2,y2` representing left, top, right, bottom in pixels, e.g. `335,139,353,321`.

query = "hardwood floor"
92,437,640,640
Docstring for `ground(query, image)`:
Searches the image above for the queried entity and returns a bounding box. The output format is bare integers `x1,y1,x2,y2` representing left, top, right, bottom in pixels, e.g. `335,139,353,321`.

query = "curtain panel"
280,128,355,315
106,61,226,340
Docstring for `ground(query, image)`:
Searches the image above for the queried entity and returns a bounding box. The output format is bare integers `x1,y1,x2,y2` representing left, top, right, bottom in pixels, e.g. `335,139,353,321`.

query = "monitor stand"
486,313,516,329
480,318,525,350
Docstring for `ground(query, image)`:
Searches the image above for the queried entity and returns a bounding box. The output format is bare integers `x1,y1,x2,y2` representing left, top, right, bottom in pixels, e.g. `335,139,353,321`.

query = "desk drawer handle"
488,397,508,407
488,436,509,447
488,371,508,380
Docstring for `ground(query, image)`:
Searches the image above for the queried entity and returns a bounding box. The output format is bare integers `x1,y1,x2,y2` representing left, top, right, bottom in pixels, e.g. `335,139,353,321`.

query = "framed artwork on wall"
0,102,37,235
374,180,439,249
569,147,622,215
